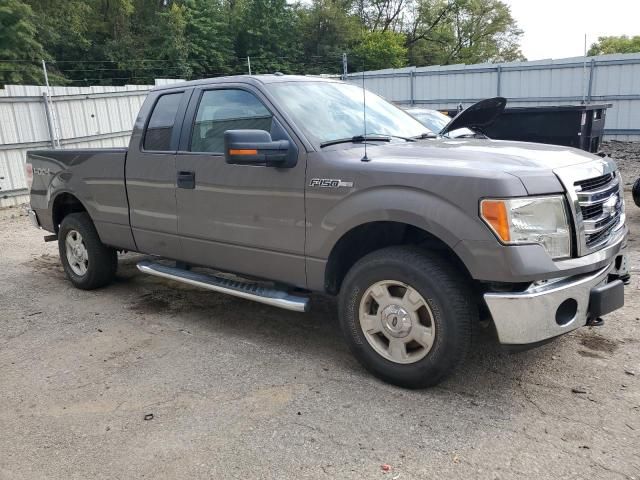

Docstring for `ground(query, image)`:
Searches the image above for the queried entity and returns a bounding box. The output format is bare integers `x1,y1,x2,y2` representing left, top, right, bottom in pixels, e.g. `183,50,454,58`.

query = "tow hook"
586,317,604,327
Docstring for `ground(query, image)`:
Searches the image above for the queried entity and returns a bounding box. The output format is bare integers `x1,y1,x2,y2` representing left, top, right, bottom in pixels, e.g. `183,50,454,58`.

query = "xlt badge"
309,178,354,188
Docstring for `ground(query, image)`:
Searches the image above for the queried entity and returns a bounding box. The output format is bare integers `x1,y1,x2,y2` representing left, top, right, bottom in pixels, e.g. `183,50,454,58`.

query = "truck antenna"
361,68,370,162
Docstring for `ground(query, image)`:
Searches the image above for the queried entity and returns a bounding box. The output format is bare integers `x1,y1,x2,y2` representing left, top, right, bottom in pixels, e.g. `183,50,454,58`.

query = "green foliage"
0,0,48,84
300,0,362,73
588,35,640,56
407,0,525,66
233,0,304,73
105,0,192,83
2,0,527,86
352,30,408,70
184,0,235,77
24,0,130,84
152,3,192,78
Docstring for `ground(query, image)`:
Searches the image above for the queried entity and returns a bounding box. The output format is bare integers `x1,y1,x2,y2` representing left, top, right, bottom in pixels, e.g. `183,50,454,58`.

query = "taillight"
25,162,33,189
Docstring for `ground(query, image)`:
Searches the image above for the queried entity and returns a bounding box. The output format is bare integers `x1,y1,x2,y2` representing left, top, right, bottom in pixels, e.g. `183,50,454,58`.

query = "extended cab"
26,75,629,388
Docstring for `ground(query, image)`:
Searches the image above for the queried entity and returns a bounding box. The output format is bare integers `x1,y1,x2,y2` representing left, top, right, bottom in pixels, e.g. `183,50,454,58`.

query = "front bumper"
456,224,628,283
484,254,627,345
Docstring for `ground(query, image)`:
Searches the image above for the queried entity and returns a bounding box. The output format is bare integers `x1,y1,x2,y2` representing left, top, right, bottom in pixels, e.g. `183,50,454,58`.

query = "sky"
506,0,640,60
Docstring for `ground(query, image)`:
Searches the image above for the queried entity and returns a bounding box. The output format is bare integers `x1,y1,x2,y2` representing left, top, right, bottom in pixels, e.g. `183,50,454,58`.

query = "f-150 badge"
309,178,354,188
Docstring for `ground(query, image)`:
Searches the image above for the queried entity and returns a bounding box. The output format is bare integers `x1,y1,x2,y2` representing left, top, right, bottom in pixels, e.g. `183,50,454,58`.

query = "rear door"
174,84,307,287
126,89,190,257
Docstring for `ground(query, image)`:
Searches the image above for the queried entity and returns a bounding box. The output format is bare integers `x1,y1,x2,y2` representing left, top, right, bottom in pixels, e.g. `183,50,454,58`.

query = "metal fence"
345,52,640,142
2,54,639,207
0,83,156,207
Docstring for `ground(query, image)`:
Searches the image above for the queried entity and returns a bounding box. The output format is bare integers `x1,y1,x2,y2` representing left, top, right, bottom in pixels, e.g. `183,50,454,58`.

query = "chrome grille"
554,158,625,257
573,171,623,250
574,173,613,192
580,203,603,220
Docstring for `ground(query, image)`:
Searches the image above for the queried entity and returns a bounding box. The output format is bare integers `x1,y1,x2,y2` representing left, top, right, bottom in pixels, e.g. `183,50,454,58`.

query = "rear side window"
143,92,184,151
190,89,272,153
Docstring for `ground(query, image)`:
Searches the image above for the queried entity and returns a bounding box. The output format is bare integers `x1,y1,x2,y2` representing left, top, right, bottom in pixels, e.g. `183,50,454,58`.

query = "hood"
333,138,606,195
439,97,506,136
362,137,600,170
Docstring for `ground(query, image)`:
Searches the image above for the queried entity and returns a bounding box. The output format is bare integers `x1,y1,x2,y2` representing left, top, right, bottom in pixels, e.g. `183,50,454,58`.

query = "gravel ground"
601,141,640,189
1,162,639,479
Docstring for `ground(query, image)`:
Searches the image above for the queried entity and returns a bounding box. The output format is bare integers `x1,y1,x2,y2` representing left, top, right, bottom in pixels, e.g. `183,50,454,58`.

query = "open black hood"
439,96,507,136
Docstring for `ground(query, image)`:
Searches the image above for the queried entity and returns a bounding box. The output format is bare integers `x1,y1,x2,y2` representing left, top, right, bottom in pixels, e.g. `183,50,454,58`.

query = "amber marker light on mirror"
229,149,258,155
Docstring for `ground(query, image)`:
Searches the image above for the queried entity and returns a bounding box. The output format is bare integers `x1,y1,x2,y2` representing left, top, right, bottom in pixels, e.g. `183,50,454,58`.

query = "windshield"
266,81,427,147
408,110,449,132
407,109,475,137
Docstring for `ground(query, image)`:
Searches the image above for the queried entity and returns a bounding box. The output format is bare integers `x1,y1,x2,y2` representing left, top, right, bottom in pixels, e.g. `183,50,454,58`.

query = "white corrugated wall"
0,84,154,207
346,53,640,141
2,58,638,206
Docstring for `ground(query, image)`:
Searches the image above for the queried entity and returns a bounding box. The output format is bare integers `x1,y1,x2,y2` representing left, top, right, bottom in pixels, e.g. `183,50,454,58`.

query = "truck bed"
27,148,135,250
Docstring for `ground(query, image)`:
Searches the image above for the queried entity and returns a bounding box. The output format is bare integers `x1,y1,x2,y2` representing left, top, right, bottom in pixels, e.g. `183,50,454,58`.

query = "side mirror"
224,130,291,167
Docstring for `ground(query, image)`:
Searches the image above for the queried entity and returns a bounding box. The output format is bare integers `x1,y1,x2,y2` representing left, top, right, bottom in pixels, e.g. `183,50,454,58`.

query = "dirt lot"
1,166,639,479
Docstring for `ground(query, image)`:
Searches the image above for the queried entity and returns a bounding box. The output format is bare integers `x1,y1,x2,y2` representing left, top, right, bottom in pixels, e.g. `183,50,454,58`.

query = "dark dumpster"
443,103,611,153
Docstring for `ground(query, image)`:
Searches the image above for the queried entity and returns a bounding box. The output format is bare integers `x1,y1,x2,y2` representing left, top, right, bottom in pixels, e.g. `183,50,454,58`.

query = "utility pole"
342,53,348,80
582,33,588,104
247,56,252,76
42,59,50,92
41,60,60,148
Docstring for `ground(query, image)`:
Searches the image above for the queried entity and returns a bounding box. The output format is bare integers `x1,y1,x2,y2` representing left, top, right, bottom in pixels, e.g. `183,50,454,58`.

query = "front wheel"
633,177,640,207
338,246,476,388
58,212,117,290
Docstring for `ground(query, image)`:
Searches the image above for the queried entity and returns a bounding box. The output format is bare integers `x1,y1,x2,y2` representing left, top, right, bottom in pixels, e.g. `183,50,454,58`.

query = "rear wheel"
338,246,476,388
58,212,117,290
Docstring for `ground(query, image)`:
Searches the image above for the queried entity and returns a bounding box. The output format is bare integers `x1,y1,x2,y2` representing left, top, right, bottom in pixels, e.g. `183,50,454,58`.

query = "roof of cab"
151,74,342,91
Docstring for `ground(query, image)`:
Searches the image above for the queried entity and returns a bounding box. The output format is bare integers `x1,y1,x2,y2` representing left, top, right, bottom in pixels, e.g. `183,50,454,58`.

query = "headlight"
480,195,571,259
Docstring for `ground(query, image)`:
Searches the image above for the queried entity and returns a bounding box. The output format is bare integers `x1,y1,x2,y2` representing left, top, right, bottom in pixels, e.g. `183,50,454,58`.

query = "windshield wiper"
365,132,416,142
412,132,438,139
451,133,484,138
385,134,416,142
320,134,415,148
320,135,391,148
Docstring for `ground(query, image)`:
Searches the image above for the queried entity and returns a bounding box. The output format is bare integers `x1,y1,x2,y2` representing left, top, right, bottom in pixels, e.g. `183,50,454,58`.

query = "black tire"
633,177,640,207
58,212,117,290
338,246,476,388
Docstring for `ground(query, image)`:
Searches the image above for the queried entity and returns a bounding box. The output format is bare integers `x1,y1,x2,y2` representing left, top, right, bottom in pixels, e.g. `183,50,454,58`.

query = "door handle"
177,171,195,189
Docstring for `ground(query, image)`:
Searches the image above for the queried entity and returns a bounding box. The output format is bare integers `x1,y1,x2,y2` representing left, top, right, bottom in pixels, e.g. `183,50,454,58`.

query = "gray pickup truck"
26,75,629,388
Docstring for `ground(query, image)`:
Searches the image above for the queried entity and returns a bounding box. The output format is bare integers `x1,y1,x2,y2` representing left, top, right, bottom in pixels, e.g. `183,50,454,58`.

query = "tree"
4,0,526,86
404,0,456,46
184,0,235,77
588,35,640,56
357,0,406,32
106,0,191,83
25,0,132,84
299,0,362,73
232,0,305,74
351,30,408,69
406,0,524,66
0,0,49,86
148,2,192,79
23,0,93,61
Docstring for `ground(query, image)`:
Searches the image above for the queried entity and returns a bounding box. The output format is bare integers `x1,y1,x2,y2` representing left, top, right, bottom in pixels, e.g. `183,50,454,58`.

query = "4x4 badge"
309,178,354,188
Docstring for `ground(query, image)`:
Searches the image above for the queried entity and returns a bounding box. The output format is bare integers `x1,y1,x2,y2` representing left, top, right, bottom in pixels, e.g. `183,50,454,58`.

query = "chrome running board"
136,260,309,313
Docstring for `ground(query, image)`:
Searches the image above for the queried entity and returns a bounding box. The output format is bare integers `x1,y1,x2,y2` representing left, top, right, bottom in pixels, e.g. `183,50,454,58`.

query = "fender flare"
309,186,489,260
49,189,91,231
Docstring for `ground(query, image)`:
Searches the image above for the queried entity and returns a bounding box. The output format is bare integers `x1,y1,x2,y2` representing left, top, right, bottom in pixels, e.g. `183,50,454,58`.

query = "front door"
174,85,307,287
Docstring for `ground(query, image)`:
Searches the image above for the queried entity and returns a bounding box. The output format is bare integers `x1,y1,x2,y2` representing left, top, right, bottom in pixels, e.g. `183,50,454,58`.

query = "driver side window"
190,89,272,154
